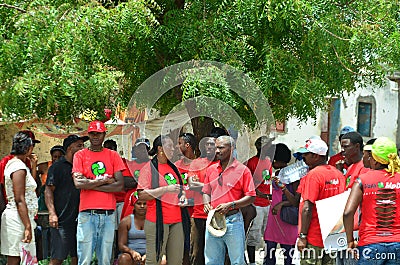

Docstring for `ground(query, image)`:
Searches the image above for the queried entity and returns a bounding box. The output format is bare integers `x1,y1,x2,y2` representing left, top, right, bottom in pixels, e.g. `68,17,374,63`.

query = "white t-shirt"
4,158,38,216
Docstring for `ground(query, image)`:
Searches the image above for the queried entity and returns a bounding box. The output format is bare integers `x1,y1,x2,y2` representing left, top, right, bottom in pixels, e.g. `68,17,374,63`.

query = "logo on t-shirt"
325,179,339,185
181,173,188,185
91,161,107,178
164,173,177,185
262,169,271,184
134,170,140,179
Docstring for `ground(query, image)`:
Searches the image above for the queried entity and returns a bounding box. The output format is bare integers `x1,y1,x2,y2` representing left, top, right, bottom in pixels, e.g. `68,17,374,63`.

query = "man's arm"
93,171,124,192
202,193,212,214
73,173,113,190
297,200,313,252
188,174,204,192
123,176,137,190
44,185,58,228
214,195,255,215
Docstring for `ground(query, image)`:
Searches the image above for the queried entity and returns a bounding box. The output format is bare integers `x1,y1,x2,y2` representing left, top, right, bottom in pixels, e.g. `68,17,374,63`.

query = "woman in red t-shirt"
344,137,400,264
137,135,190,265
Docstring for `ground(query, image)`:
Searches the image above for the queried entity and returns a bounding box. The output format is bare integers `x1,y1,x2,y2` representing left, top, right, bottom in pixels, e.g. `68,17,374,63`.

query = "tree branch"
332,45,367,76
0,3,26,13
317,22,351,41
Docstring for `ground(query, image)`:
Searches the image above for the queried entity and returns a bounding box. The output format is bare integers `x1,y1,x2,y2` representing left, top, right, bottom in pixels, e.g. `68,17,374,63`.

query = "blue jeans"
358,242,400,265
76,211,116,265
204,212,245,265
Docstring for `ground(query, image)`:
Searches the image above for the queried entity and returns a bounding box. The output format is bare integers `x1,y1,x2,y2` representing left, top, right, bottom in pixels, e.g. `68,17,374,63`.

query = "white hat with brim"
206,209,227,237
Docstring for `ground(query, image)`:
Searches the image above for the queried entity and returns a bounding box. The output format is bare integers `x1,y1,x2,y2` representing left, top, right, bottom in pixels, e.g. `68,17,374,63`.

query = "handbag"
280,205,299,225
279,182,299,225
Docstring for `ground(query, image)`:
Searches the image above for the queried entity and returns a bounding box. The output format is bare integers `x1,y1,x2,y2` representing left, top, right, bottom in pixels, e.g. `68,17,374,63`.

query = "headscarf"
371,137,400,176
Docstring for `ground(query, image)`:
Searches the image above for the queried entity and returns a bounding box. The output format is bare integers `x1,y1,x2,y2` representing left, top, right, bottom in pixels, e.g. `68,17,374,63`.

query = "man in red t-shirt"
336,132,369,265
187,136,218,265
296,138,345,265
328,126,355,173
72,120,125,265
244,136,273,265
202,136,256,264
340,132,370,189
120,138,150,220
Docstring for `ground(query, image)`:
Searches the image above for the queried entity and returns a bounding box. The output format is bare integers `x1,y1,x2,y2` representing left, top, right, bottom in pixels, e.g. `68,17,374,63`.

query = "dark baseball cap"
20,130,41,143
63,135,89,150
50,145,65,155
134,138,150,148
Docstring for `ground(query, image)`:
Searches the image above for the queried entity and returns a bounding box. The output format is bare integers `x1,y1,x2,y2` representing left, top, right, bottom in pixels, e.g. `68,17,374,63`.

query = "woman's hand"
272,203,283,215
347,240,359,259
22,227,32,243
178,193,188,207
129,249,142,262
165,184,181,194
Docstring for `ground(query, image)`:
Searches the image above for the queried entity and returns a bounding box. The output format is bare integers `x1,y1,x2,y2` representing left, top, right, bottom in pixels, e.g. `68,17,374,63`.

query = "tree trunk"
185,100,215,156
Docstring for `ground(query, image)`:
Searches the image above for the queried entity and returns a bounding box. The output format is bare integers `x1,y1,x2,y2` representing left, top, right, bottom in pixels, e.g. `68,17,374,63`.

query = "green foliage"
0,0,399,125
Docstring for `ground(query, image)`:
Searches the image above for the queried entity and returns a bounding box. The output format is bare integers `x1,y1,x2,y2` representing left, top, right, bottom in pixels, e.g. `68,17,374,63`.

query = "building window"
357,102,372,137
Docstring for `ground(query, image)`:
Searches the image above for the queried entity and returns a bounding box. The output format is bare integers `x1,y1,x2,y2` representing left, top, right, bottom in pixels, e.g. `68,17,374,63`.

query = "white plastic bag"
19,242,38,265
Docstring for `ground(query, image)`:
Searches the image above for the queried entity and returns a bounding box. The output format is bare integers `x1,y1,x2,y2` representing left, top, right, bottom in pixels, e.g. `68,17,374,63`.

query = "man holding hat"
296,138,345,265
45,135,88,265
202,136,256,265
72,121,126,265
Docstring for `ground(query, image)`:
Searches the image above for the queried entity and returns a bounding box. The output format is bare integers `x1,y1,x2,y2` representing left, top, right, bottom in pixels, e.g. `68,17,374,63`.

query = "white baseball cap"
297,139,328,156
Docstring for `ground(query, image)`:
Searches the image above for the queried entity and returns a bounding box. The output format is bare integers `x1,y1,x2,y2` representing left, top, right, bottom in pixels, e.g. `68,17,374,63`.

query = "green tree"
0,0,399,134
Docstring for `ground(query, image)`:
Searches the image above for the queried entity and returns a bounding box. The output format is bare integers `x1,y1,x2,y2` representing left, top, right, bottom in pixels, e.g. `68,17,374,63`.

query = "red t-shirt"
245,156,272,207
188,158,218,219
345,160,369,189
72,148,126,212
174,159,194,216
357,170,400,246
137,162,182,224
328,152,348,170
299,164,345,247
202,159,256,209
120,160,148,219
114,158,132,202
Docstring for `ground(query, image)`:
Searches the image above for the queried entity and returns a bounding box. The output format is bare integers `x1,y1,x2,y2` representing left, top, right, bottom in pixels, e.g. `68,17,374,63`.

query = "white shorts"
1,208,36,257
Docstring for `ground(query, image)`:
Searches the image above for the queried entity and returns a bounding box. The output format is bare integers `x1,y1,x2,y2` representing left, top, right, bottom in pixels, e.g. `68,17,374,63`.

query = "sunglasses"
218,172,223,186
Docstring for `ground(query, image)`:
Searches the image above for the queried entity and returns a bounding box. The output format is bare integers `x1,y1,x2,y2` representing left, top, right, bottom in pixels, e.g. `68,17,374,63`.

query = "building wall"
273,80,399,156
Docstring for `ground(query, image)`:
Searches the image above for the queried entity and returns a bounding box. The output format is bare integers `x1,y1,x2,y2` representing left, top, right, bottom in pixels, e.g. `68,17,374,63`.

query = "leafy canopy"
0,0,399,124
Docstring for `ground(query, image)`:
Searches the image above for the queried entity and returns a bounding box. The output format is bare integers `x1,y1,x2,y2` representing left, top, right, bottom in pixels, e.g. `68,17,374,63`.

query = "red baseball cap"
88,120,107,133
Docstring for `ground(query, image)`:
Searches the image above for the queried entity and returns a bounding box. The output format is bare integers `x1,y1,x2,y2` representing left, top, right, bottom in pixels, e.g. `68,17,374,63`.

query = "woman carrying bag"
1,132,38,265
138,135,190,265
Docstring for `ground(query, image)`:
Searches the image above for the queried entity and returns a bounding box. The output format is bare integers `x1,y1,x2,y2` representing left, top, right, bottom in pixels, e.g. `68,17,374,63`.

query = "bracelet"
299,232,307,239
231,201,236,209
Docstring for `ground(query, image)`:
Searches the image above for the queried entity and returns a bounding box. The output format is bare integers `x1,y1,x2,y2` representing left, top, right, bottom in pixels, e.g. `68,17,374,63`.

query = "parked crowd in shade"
0,123,399,265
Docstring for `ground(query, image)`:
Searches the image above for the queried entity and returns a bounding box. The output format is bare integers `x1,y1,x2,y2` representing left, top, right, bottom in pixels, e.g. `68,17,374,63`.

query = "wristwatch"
299,232,307,239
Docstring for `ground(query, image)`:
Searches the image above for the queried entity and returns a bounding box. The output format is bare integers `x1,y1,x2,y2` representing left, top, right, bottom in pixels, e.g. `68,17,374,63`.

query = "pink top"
264,183,298,245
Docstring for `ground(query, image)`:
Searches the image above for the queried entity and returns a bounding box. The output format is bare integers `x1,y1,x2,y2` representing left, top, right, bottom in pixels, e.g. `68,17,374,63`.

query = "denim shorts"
358,242,400,265
50,226,77,260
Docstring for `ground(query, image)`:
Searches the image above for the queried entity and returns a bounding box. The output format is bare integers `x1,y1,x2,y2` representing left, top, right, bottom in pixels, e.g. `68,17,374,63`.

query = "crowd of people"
0,121,399,265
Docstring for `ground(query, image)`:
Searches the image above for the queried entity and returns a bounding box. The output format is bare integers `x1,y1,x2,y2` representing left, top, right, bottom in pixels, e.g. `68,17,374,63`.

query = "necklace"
88,147,103,152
